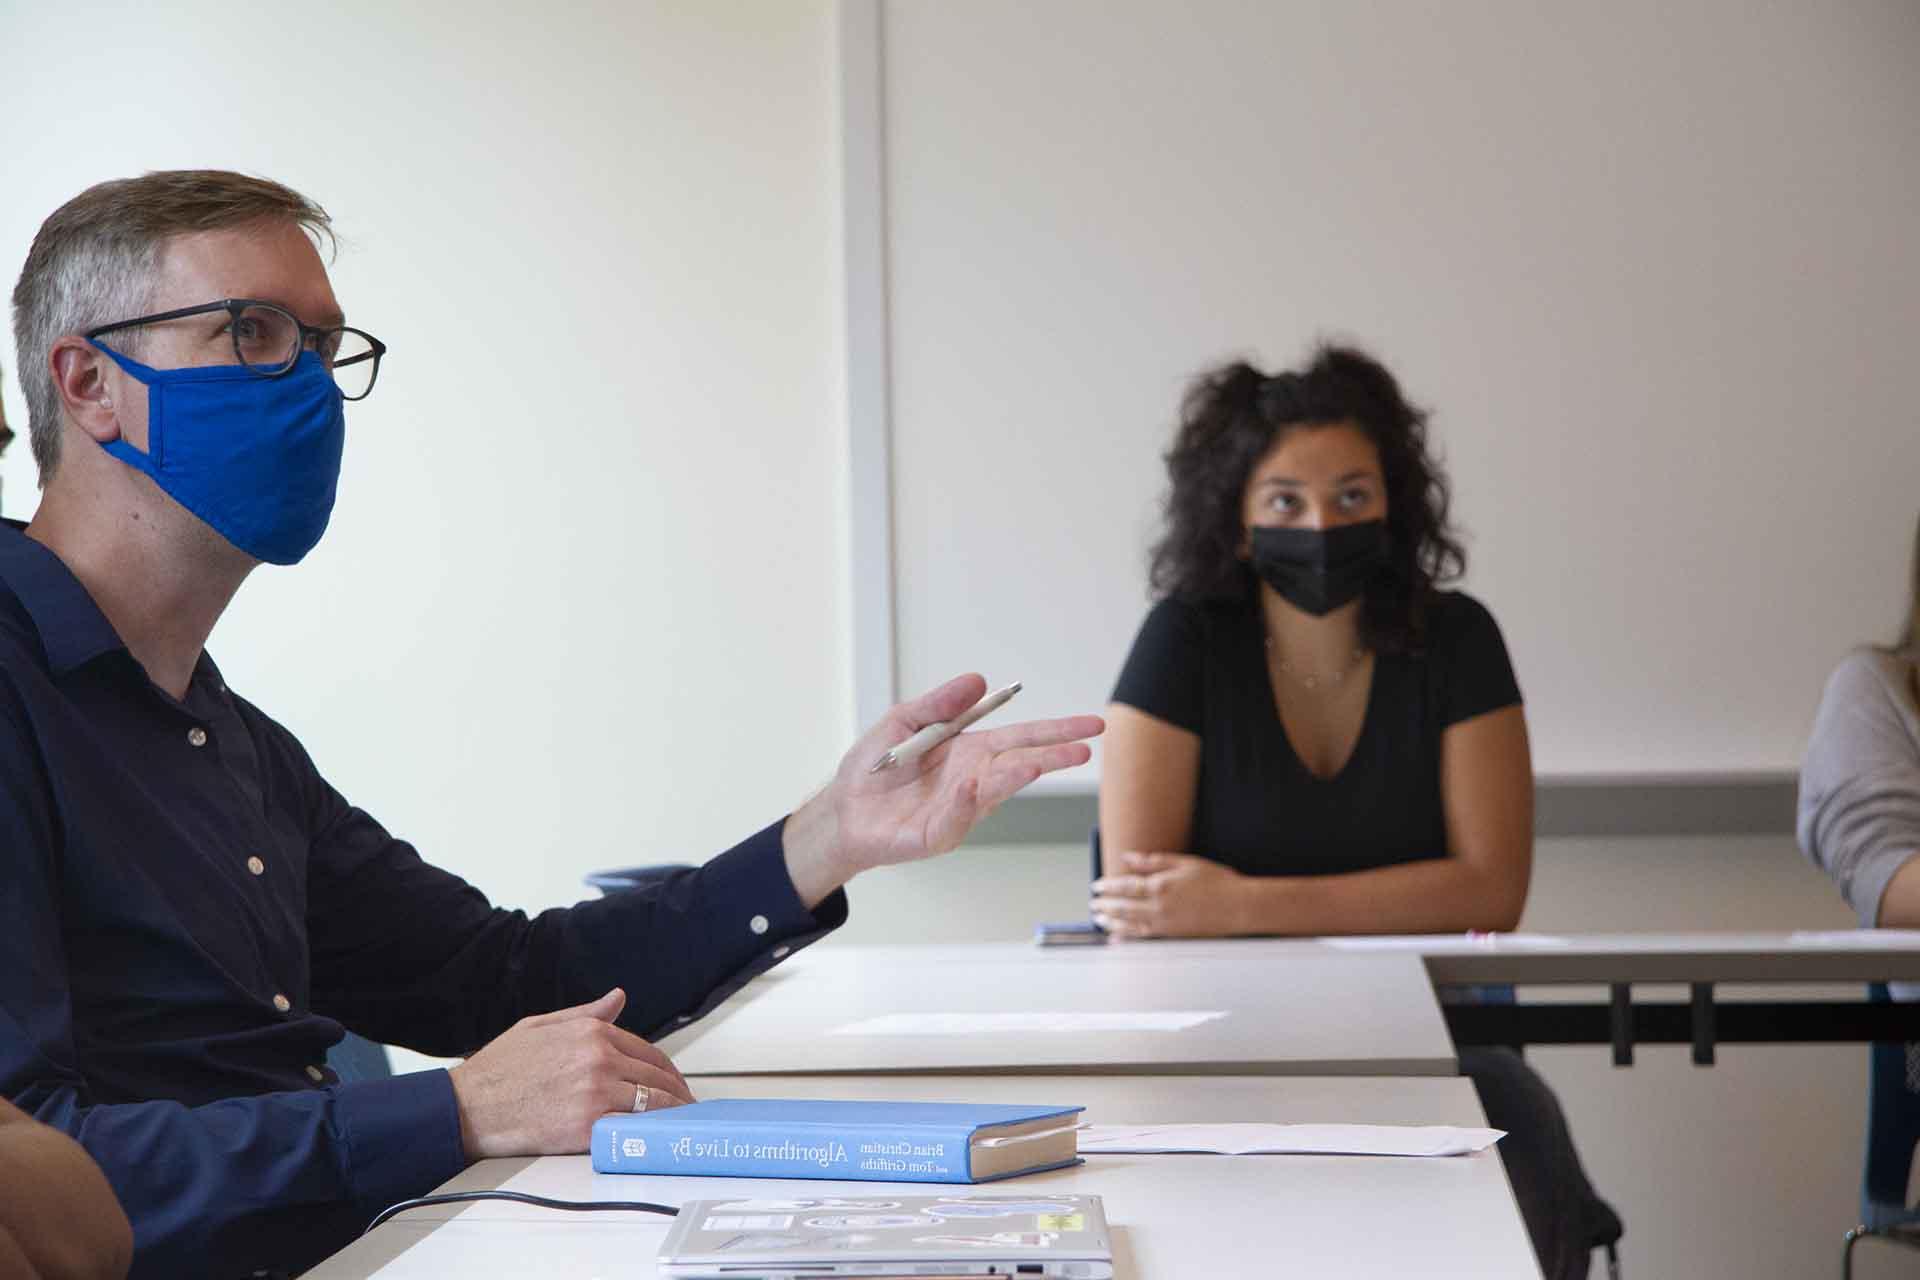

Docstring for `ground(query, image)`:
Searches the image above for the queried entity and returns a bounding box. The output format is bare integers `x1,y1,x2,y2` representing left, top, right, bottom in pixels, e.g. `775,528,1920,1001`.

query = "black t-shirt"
1109,590,1521,877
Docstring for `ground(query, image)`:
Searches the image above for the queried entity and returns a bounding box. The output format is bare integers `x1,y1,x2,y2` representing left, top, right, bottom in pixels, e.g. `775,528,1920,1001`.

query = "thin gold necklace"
1265,634,1367,692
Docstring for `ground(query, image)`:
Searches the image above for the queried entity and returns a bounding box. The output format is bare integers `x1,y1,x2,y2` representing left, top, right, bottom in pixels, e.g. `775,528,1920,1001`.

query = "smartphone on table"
1034,829,1108,946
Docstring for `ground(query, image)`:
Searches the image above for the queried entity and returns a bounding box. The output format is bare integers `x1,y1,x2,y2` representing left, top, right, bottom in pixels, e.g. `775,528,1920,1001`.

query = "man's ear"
48,337,122,444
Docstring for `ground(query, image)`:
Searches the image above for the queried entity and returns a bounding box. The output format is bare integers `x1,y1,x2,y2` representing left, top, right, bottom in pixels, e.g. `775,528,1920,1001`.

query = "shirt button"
187,726,208,747
272,993,291,1013
306,1065,326,1084
772,945,791,960
749,914,769,935
247,856,265,876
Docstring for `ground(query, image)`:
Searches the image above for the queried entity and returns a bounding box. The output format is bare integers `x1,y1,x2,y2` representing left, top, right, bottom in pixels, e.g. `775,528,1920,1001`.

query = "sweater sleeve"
1796,650,1920,925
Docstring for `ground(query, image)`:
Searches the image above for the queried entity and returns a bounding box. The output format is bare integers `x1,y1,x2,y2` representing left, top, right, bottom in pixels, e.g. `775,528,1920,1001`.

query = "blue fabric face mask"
92,342,346,565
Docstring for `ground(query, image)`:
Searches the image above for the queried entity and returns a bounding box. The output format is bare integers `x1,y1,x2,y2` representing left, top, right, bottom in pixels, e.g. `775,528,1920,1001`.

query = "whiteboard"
881,0,1920,779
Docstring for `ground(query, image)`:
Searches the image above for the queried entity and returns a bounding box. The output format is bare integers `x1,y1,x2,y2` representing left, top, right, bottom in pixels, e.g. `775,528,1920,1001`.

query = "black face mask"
1248,520,1390,616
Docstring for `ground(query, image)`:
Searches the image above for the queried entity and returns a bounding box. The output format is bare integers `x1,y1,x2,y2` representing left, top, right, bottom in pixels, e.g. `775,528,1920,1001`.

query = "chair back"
324,1031,393,1083
583,864,696,896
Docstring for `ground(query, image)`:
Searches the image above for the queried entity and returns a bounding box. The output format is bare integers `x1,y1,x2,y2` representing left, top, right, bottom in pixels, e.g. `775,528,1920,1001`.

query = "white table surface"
310,1074,1538,1280
655,942,1458,1077
1398,929,1920,986
1113,929,1920,986
996,930,1920,985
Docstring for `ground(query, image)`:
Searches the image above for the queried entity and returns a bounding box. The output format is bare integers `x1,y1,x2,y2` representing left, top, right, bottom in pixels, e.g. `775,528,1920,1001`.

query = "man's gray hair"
9,171,333,482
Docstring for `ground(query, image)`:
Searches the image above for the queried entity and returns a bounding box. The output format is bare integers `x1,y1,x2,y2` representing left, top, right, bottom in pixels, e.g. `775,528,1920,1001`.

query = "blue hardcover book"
590,1098,1084,1183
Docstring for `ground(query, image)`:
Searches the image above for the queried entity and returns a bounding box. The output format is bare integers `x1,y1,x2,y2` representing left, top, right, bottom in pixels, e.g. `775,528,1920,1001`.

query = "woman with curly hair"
1095,342,1529,930
1092,343,1619,1279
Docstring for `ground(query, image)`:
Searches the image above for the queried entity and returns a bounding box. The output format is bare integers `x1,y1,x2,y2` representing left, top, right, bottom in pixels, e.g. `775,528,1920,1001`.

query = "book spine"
592,1117,974,1181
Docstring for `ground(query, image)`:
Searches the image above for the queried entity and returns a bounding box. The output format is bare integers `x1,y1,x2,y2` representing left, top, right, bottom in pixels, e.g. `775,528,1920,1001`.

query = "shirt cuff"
656,818,848,1036
699,815,849,940
332,1069,467,1220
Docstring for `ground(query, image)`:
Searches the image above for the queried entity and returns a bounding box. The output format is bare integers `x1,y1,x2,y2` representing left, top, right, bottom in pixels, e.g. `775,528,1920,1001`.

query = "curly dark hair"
1147,342,1466,654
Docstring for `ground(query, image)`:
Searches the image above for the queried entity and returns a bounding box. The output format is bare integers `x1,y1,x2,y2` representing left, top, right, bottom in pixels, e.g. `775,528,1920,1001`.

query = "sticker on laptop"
702,1214,794,1231
925,1200,1078,1218
915,1232,1061,1249
716,1198,902,1212
804,1214,926,1230
709,1232,811,1252
812,1234,881,1250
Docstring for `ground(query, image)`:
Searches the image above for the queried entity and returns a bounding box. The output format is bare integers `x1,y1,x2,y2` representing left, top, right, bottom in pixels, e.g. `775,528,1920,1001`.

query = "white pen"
868,681,1023,773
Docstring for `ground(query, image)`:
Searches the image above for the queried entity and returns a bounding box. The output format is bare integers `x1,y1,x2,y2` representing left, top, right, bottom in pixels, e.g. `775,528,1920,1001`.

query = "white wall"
0,0,854,913
883,0,1920,779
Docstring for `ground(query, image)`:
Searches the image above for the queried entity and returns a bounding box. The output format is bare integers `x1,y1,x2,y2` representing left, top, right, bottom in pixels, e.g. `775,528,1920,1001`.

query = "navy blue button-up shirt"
0,521,846,1277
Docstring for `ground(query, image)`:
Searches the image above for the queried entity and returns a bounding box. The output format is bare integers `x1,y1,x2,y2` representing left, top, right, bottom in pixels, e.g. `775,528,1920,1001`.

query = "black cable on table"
365,1189,679,1234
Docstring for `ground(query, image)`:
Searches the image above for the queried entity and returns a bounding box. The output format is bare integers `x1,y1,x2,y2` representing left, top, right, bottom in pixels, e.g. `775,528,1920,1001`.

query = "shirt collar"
0,519,130,675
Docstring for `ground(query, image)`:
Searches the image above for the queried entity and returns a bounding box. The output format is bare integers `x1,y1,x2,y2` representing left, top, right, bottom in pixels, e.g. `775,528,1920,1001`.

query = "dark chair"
315,866,694,1085
324,1031,392,1083
1842,983,1920,1278
583,864,695,896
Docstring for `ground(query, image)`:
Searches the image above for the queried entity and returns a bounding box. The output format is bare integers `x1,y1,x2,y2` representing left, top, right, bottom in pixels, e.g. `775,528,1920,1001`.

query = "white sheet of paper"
1078,1122,1505,1158
1788,929,1920,948
1319,933,1570,951
829,1010,1228,1036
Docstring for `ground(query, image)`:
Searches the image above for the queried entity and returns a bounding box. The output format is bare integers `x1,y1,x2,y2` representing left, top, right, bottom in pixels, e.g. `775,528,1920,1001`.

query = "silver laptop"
657,1193,1114,1278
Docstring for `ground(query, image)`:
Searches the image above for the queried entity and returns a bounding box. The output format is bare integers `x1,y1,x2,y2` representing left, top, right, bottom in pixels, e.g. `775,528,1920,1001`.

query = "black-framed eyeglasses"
87,298,387,401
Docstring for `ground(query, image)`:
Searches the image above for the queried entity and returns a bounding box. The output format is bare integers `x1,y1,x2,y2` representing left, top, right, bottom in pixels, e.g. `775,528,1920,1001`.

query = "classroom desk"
308,1074,1540,1279
1328,929,1920,986
1412,929,1920,1065
1095,931,1920,1066
655,942,1459,1077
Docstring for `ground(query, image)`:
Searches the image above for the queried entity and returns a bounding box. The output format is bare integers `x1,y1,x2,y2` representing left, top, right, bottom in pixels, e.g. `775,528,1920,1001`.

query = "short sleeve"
1110,597,1210,734
1433,593,1522,727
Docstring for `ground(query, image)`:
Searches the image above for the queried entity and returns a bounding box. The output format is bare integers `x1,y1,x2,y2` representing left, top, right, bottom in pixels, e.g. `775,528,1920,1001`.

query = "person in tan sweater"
0,1097,131,1280
1798,513,1920,930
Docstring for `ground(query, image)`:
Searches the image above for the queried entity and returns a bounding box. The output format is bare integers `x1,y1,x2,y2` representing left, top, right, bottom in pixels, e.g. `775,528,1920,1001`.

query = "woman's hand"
1091,850,1248,938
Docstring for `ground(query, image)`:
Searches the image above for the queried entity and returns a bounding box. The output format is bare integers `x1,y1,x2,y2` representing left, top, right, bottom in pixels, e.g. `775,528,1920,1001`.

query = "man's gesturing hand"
447,988,695,1160
783,674,1104,907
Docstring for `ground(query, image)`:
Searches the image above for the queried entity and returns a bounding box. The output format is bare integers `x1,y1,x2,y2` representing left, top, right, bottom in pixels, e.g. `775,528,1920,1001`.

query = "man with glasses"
1,171,1101,1278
